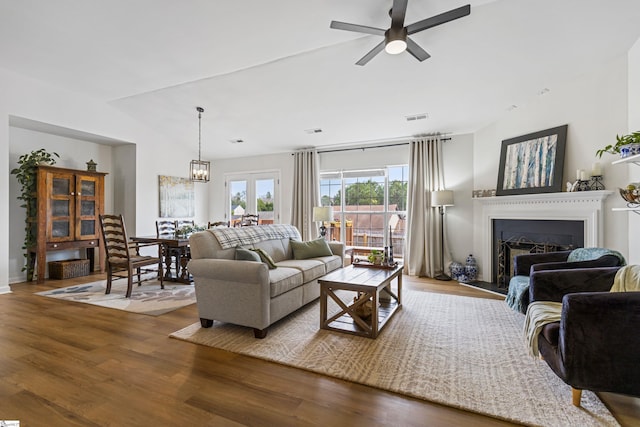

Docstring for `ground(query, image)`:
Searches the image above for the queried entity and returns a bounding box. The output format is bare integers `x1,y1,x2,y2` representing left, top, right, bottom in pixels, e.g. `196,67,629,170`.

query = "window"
320,166,408,257
225,171,279,226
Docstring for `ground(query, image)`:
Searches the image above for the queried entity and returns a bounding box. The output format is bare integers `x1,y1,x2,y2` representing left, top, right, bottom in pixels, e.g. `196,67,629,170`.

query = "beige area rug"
170,291,619,427
37,278,195,316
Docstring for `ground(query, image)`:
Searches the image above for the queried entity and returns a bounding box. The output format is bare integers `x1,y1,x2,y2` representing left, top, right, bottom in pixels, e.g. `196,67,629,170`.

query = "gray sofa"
188,224,344,338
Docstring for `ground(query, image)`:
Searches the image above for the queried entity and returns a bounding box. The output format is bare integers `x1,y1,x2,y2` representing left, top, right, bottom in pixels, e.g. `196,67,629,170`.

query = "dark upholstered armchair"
528,266,640,406
506,248,625,313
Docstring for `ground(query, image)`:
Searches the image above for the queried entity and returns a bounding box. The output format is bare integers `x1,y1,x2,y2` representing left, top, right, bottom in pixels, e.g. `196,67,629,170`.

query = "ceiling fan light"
384,27,407,54
385,39,407,54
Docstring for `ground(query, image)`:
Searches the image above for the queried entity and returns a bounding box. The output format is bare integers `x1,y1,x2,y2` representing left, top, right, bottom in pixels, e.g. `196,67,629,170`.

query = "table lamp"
313,206,333,238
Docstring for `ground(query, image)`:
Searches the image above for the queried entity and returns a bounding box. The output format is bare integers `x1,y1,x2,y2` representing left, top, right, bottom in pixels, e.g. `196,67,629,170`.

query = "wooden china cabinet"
27,165,108,283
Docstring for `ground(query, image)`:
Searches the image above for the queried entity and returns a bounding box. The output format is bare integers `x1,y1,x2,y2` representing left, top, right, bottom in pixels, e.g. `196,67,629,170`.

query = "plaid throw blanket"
209,224,301,249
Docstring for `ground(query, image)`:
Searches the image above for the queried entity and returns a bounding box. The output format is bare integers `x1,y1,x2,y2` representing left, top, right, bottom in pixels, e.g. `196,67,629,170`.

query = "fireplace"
475,191,612,284
492,219,584,287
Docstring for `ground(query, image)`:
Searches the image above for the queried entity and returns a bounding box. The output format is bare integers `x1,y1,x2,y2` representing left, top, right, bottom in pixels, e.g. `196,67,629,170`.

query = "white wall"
627,38,640,264
208,137,476,269
8,127,117,283
208,152,295,225
1,44,636,290
472,54,630,280
0,67,207,289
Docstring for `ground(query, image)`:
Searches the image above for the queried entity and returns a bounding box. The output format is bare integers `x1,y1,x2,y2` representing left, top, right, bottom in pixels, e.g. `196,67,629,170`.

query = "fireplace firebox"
492,219,584,288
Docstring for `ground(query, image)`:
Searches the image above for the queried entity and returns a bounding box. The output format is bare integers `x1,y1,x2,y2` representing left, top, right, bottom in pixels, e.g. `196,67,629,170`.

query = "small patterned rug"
37,278,195,316
170,291,619,427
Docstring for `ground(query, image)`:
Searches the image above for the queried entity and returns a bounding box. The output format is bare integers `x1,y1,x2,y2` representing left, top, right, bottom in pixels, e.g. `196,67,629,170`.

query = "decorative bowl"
619,188,640,205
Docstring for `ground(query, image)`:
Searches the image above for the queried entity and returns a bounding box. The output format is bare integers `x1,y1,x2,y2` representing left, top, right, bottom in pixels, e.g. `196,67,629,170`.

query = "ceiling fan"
330,0,471,65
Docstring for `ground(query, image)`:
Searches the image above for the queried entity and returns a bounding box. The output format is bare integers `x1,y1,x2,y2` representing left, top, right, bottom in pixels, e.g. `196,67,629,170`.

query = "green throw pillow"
235,247,261,262
250,248,278,269
290,238,333,260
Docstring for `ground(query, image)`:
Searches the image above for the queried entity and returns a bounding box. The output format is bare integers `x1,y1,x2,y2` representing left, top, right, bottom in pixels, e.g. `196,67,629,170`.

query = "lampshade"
190,106,210,183
313,206,333,222
431,190,454,207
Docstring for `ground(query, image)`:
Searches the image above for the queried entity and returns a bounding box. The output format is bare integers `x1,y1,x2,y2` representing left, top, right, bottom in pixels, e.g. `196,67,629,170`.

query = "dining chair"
174,219,195,278
156,219,176,237
99,214,164,298
156,219,180,277
240,213,259,226
208,220,229,228
175,219,195,230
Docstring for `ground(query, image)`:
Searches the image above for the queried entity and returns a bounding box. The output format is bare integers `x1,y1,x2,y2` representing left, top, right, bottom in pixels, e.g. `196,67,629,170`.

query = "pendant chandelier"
190,106,210,182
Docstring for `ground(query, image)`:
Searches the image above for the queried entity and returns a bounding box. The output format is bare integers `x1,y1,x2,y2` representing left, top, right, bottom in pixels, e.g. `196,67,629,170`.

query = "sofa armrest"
529,267,619,303
187,258,268,283
513,251,571,276
328,241,345,260
187,258,271,330
558,292,640,393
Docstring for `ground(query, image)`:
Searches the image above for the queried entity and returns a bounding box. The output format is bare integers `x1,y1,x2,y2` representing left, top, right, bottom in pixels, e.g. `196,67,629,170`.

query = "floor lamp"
431,190,454,281
313,206,333,238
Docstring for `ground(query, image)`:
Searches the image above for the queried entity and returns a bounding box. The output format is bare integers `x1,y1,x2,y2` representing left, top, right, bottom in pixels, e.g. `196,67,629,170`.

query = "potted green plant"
367,249,384,265
596,131,640,158
11,149,60,278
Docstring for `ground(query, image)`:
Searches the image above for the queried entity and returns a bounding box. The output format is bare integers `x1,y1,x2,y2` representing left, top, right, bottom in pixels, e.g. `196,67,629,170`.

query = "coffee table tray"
352,261,399,270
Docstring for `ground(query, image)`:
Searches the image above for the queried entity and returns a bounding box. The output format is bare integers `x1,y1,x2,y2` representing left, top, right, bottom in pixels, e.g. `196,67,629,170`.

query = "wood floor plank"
1,273,638,426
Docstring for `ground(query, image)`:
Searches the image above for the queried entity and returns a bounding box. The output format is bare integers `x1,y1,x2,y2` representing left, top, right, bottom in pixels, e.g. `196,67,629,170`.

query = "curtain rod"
317,137,451,154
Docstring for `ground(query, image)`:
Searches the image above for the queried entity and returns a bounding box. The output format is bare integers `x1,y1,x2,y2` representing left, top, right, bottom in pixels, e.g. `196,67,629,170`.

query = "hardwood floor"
1,274,638,426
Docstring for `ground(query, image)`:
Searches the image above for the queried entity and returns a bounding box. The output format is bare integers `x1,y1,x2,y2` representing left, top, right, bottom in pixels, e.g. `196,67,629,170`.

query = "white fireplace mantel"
475,190,613,282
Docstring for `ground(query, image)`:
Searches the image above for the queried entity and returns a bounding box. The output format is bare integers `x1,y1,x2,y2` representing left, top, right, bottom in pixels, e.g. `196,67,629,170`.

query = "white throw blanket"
523,301,562,357
523,264,640,357
610,264,640,292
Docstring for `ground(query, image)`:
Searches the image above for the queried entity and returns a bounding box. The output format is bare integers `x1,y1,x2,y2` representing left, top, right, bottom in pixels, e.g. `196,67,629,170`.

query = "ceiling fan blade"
355,40,386,66
406,37,431,61
406,4,471,35
390,0,408,28
330,21,385,36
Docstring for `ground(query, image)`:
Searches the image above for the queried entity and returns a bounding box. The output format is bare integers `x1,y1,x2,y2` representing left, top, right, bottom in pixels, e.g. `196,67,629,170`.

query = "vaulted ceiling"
2,0,640,159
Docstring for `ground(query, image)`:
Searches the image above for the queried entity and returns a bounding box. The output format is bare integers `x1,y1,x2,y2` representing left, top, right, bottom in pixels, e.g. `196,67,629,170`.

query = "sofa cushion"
235,247,261,262
290,238,333,260
253,238,289,263
269,267,304,298
315,254,343,272
277,259,326,282
250,248,278,269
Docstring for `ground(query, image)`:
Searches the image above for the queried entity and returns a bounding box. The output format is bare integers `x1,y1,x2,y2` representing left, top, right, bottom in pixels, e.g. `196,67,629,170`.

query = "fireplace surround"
475,190,612,283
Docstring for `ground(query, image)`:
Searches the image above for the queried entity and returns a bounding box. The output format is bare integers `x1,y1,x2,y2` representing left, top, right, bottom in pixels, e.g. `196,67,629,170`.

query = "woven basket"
48,259,90,280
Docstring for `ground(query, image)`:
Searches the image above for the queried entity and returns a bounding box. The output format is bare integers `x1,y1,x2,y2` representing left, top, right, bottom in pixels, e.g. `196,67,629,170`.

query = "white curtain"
291,149,320,241
404,136,447,277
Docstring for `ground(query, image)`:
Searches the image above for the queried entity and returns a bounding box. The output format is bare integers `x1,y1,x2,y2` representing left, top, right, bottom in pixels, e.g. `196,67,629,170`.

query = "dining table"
130,234,192,284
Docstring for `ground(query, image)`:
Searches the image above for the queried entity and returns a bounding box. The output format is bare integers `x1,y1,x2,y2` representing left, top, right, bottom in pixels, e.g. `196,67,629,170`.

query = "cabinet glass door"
76,175,100,239
49,173,74,241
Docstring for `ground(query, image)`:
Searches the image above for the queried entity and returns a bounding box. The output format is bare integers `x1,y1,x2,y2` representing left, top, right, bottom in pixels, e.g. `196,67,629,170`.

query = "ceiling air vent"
304,128,323,134
405,113,428,122
230,139,244,144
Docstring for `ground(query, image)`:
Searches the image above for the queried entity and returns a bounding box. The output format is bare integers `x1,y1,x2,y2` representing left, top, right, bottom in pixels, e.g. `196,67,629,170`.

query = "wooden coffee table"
319,264,402,338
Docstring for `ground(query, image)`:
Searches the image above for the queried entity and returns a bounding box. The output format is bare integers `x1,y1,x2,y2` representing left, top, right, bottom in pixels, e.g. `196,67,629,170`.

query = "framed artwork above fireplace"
496,125,567,196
